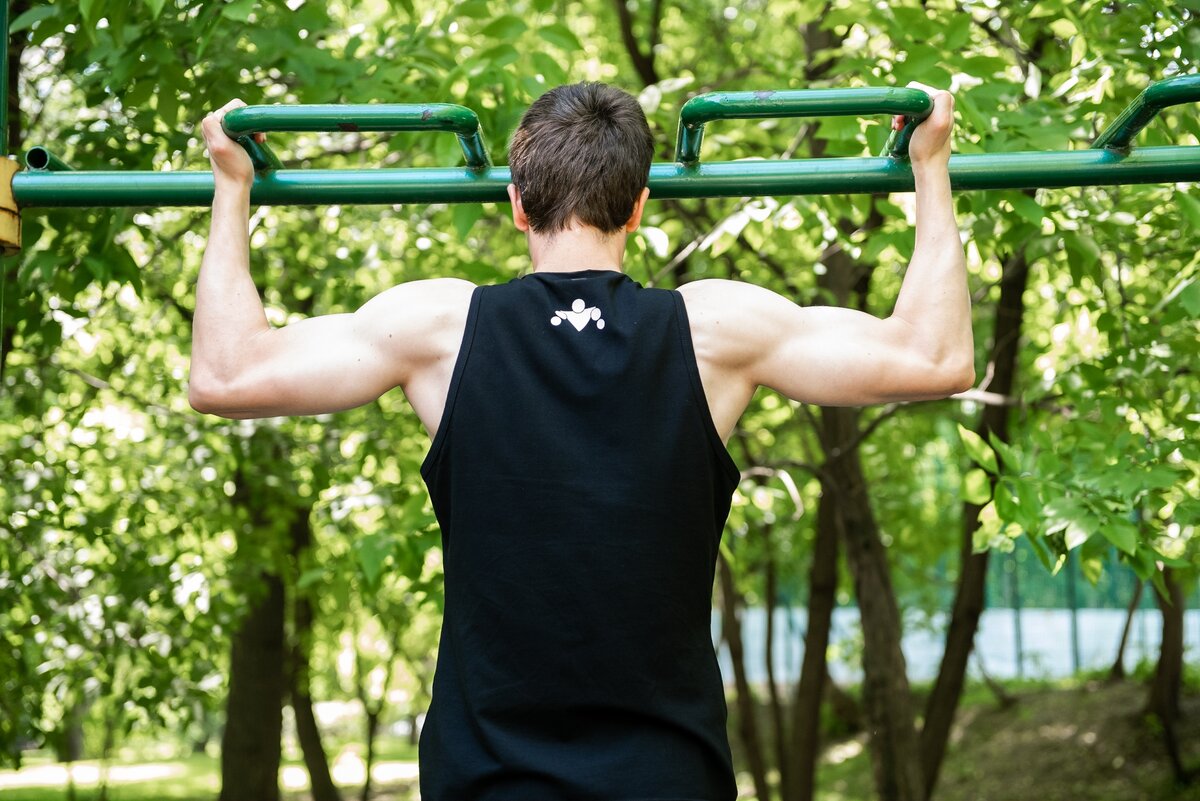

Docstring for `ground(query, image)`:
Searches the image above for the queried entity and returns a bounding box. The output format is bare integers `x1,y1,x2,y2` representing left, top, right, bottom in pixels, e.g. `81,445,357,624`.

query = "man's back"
418,270,739,799
191,80,971,796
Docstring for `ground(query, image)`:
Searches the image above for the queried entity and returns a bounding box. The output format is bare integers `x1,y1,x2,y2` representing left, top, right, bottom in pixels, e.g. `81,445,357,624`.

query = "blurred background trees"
1,0,1197,799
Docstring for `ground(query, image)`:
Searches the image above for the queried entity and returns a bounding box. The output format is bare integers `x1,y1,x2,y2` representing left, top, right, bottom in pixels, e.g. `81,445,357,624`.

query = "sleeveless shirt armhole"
669,291,741,486
420,286,484,478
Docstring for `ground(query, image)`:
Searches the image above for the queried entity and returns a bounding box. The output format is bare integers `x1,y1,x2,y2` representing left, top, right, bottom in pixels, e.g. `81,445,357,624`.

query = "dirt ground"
932,680,1200,801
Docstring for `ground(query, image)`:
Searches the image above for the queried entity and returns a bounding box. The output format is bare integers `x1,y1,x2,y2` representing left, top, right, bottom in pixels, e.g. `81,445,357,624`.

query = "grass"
3,680,1199,801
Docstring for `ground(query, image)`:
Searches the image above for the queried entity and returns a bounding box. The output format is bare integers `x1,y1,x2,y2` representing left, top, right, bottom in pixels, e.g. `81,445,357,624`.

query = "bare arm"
189,100,473,424
681,83,973,432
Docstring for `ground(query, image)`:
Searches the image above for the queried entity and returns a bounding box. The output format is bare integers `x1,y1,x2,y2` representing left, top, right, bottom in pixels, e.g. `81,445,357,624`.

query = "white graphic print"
550,298,605,332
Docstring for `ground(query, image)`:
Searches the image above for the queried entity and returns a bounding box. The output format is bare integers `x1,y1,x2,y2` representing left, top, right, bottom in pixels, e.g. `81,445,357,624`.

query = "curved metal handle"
674,87,933,165
221,103,492,170
1092,73,1200,151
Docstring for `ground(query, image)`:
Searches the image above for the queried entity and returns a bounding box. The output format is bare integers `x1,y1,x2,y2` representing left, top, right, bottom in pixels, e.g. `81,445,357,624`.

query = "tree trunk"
408,713,421,747
361,709,381,801
763,530,789,795
289,514,342,801
783,490,840,801
920,248,1030,798
821,405,925,801
825,671,862,733
717,552,772,801
219,570,286,801
1109,579,1143,681
1146,567,1190,785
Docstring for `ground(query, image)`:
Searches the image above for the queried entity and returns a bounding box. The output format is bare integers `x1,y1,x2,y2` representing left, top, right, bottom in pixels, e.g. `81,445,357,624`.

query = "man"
192,82,971,799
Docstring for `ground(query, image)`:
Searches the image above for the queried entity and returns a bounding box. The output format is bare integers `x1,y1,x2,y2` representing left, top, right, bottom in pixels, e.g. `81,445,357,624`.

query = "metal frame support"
1092,73,1200,151
0,157,19,254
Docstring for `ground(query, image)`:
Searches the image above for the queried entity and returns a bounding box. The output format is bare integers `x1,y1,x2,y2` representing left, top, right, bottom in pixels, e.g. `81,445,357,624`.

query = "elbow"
948,362,976,395
188,372,244,417
188,374,223,415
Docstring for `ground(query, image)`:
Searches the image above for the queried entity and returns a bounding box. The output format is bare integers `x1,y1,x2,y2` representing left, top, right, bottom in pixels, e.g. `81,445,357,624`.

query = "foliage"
1,0,1197,787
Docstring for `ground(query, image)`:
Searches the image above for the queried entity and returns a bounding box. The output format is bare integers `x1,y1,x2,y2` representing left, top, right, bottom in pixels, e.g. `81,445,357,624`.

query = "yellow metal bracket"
0,157,20,255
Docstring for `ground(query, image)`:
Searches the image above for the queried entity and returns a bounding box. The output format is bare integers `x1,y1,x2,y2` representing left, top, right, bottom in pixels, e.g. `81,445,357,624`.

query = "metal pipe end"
25,146,73,172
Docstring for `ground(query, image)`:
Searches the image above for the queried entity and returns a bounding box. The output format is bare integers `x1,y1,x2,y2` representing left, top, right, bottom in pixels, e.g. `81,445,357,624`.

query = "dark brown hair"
508,82,654,235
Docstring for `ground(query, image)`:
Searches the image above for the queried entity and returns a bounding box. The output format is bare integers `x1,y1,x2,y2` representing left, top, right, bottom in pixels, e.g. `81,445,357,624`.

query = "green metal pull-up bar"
8,73,1198,215
220,103,492,170
674,86,932,163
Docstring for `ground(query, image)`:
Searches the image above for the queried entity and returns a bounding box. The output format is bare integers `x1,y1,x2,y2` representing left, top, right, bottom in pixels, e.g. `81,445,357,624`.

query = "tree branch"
610,0,661,86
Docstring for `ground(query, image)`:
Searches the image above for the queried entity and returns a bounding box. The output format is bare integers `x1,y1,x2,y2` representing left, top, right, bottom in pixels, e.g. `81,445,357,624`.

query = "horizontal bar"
223,104,492,168
24,146,72,171
13,147,1200,208
675,88,932,164
1092,73,1200,150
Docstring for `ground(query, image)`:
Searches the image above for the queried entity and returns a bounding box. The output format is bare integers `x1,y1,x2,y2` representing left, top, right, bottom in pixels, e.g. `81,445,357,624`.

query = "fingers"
905,80,954,122
201,99,249,145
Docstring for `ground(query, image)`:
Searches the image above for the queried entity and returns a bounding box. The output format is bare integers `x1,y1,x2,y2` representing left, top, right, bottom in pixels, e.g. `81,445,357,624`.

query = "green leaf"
531,51,567,84
962,468,992,504
476,43,519,69
1070,35,1087,67
481,15,527,40
1099,518,1138,556
1178,281,1200,317
79,0,104,27
957,423,998,474
1027,533,1056,572
453,204,483,239
357,533,393,588
455,0,491,18
222,0,256,22
538,23,583,52
987,432,1020,471
143,0,167,20
1009,194,1044,225
10,6,58,32
1177,190,1200,230
297,568,326,590
1064,232,1102,285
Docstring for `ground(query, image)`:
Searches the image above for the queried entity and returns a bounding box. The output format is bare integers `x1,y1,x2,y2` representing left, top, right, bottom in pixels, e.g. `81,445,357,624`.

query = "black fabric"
419,269,740,800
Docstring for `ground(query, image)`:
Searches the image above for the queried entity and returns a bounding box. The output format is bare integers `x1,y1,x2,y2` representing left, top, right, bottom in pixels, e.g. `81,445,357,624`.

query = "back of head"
508,82,654,236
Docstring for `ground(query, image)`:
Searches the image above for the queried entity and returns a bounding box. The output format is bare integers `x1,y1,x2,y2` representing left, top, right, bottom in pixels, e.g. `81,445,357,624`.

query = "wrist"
912,159,950,184
214,174,254,198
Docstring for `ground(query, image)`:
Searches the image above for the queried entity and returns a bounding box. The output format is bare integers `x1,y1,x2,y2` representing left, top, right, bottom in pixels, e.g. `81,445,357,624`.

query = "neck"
527,224,626,273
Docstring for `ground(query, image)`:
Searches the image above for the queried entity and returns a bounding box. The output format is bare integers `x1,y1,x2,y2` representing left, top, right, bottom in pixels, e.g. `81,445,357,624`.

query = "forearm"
191,182,268,388
891,163,972,373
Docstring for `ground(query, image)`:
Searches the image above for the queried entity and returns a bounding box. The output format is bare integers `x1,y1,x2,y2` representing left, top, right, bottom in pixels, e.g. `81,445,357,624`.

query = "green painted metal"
24,146,72,171
222,103,492,168
675,87,932,164
1,0,8,153
13,146,1200,208
1093,73,1200,150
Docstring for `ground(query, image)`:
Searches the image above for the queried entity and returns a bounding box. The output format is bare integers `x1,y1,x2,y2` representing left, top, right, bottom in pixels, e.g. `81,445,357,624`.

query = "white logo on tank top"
550,298,605,332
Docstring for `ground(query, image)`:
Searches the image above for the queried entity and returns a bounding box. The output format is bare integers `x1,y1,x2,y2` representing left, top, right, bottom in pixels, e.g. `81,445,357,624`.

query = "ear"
507,183,530,233
623,187,651,232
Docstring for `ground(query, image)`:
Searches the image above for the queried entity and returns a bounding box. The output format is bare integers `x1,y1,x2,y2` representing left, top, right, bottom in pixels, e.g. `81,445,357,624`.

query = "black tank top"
419,269,740,800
